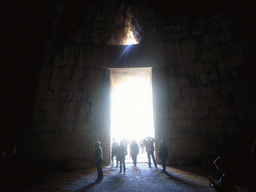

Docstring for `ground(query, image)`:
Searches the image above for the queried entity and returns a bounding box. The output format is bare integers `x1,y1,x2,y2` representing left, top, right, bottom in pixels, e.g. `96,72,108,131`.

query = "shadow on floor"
79,181,99,191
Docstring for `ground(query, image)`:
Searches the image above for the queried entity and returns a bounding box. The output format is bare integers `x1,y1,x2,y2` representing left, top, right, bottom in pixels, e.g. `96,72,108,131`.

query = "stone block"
201,46,222,62
89,68,103,79
36,90,47,100
187,108,206,118
53,54,63,66
34,112,46,122
221,84,233,93
45,112,61,122
39,66,51,79
77,47,86,67
79,79,100,91
168,77,178,88
188,62,205,74
187,97,202,108
227,41,244,55
72,91,83,101
180,38,197,64
67,47,75,67
218,52,245,71
199,117,214,128
63,45,71,66
177,77,190,87
70,79,79,91
200,88,209,96
225,1,237,13
192,28,205,36
42,101,61,112
37,121,54,130
167,24,182,33
202,34,218,48
60,91,72,101
169,108,187,118
175,63,190,75
172,118,199,130
182,23,190,30
38,79,49,90
217,28,234,44
199,73,209,85
205,107,231,117
49,79,60,91
219,15,235,28
208,73,219,82
182,87,201,97
61,79,71,90
170,31,189,40
33,100,42,111
177,98,188,108
73,67,86,79
222,116,236,127
207,22,220,33
203,62,216,72
208,86,219,96
63,102,74,111
51,66,60,79
201,96,214,107
60,66,73,79
194,17,208,26
208,9,223,22
51,91,60,101
210,95,227,106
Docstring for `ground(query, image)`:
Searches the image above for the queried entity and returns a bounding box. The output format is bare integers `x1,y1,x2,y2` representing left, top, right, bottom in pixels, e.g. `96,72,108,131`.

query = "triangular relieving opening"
108,1,141,45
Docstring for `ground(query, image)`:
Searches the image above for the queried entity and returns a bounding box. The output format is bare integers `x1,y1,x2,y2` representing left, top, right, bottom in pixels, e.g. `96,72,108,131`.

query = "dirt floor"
23,162,255,192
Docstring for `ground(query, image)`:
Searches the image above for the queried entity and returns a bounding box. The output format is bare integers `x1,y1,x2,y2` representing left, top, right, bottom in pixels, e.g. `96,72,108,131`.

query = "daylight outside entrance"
110,67,155,164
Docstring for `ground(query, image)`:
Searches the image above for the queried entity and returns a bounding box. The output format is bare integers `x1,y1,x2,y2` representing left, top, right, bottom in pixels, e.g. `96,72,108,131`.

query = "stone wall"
154,6,255,166
30,1,255,173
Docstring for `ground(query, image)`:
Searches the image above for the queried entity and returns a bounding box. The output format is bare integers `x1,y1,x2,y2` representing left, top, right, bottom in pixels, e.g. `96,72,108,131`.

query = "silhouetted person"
140,139,145,154
252,139,256,161
1,142,17,191
159,140,168,173
117,141,127,173
112,138,119,167
130,140,139,166
95,141,103,182
209,157,236,192
143,137,157,168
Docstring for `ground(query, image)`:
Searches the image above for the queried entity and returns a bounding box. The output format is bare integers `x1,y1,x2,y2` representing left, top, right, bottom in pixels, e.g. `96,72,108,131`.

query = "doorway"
110,67,155,164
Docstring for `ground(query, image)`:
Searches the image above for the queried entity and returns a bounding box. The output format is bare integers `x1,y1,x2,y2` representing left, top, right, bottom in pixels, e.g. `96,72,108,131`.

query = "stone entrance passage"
110,68,155,164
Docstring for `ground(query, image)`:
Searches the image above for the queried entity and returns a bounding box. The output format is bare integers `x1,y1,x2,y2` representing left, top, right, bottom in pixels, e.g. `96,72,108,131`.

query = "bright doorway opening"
110,67,154,164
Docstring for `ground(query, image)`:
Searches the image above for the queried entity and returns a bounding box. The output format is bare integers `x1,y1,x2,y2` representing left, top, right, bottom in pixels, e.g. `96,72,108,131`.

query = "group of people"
111,137,168,172
95,138,256,192
94,136,169,182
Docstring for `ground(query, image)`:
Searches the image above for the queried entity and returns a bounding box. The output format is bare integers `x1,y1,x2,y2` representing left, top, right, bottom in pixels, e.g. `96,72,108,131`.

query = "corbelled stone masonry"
29,2,255,184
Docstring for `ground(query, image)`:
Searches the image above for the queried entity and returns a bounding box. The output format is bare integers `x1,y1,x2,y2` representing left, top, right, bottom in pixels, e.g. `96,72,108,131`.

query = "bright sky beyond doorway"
110,68,154,143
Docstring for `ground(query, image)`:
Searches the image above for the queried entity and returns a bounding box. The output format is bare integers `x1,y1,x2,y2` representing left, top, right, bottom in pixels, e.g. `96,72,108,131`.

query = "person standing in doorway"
118,141,127,173
95,141,103,182
130,140,139,166
143,136,157,168
159,140,168,173
111,138,119,167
